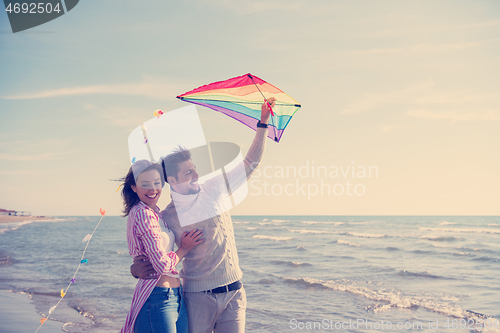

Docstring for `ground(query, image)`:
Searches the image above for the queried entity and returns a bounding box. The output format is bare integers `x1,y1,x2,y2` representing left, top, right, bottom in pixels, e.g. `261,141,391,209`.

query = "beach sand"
0,216,54,223
0,290,64,333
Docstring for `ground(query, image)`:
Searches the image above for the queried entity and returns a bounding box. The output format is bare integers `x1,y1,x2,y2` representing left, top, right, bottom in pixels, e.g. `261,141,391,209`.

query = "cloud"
359,19,500,38
0,169,38,175
0,151,74,161
0,140,29,146
415,93,500,104
341,80,500,115
408,41,481,53
382,125,395,133
97,108,150,128
33,138,69,146
332,41,482,56
0,138,69,148
341,80,435,114
407,109,500,122
199,0,301,14
1,80,189,100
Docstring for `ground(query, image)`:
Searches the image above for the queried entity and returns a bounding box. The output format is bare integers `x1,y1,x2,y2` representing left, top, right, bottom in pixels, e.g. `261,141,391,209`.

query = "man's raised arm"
242,97,275,177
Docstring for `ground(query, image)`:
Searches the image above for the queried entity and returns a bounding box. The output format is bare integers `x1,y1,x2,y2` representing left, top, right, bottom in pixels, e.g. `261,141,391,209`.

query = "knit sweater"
162,127,268,292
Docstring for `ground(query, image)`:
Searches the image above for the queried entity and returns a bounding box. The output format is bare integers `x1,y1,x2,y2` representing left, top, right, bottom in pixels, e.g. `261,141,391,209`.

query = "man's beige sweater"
162,128,268,292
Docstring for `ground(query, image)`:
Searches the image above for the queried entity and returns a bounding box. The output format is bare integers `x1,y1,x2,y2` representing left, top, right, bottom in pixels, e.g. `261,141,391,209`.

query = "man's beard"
188,186,201,195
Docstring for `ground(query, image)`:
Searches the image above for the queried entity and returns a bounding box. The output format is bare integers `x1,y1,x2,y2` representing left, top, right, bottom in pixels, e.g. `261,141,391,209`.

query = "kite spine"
247,74,279,142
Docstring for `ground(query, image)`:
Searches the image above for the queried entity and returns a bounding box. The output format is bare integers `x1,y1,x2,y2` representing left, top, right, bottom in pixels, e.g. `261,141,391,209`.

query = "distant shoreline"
0,215,55,224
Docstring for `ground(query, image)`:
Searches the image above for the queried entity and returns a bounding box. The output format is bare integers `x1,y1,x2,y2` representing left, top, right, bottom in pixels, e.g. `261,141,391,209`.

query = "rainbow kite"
177,73,301,142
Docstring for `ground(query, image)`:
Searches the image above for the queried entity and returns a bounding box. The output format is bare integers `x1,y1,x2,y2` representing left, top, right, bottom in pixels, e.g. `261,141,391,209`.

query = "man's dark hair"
162,146,191,183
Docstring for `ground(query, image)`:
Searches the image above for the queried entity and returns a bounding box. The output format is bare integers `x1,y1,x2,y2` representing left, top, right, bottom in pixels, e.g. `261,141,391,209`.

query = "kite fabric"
177,73,301,143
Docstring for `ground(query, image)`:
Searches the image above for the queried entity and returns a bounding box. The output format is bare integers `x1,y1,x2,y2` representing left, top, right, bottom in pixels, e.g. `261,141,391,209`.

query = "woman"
120,160,203,333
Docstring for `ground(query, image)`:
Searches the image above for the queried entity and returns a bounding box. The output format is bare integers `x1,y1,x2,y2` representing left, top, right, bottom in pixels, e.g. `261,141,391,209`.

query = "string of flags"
35,107,172,332
34,184,121,332
154,109,163,118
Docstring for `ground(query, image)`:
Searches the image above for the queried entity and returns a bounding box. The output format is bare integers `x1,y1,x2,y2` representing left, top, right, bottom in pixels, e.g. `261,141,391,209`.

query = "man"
131,97,275,333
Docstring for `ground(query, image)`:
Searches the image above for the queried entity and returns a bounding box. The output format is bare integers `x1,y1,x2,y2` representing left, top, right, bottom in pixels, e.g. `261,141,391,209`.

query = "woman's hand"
176,229,204,260
181,229,204,251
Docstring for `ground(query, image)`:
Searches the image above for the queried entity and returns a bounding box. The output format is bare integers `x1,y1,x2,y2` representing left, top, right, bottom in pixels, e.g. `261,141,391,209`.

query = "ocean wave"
271,260,312,268
252,235,293,241
71,305,96,321
300,221,345,225
380,233,415,239
346,221,378,225
440,221,457,225
246,227,258,230
281,277,332,290
296,245,307,251
28,289,101,330
396,270,455,280
337,239,360,247
233,221,249,224
420,235,462,242
280,276,488,321
367,307,500,332
487,224,499,227
420,227,500,235
0,249,16,265
288,229,336,234
0,220,49,233
412,249,437,255
30,289,64,298
346,232,386,238
271,219,289,222
471,256,499,262
431,244,482,252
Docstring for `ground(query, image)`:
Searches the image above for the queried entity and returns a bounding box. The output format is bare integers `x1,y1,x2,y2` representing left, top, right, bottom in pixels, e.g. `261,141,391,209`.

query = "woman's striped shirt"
120,201,179,333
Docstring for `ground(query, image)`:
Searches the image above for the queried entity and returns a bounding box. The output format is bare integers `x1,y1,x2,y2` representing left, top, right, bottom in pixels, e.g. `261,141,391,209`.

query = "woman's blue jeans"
134,286,188,333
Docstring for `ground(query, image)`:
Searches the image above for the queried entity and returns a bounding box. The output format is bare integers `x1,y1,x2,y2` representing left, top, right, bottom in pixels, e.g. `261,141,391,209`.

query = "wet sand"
0,290,64,333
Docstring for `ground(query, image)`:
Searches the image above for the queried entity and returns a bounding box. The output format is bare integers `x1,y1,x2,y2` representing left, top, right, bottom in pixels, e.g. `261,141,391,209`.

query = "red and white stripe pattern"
120,201,179,333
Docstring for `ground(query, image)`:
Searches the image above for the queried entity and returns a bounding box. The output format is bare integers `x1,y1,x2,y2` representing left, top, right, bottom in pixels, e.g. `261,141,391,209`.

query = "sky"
0,0,499,216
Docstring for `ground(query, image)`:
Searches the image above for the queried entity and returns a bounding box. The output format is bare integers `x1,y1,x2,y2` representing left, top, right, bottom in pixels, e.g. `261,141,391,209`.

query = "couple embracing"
119,99,274,333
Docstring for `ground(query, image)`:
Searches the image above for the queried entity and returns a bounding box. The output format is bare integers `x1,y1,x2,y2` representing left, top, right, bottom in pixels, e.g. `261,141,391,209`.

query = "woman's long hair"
121,161,164,217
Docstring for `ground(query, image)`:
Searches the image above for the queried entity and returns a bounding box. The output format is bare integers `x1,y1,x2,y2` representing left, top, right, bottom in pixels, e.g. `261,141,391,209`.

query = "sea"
0,216,499,333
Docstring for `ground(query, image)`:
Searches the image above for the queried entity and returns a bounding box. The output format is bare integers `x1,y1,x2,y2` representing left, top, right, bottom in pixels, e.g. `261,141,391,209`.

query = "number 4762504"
5,2,62,14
